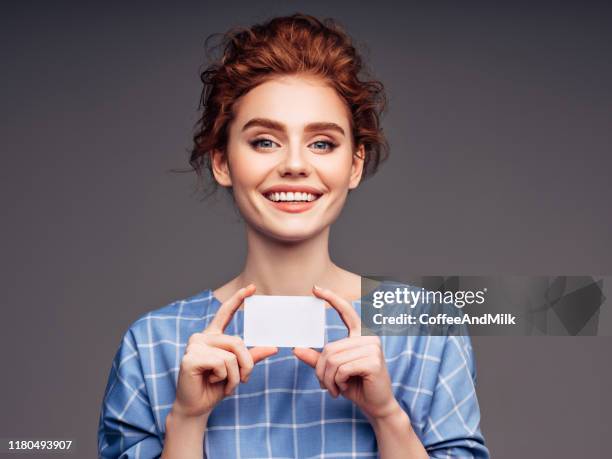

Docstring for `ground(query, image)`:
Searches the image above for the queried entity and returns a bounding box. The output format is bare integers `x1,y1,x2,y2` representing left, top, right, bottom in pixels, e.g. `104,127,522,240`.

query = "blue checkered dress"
98,288,489,458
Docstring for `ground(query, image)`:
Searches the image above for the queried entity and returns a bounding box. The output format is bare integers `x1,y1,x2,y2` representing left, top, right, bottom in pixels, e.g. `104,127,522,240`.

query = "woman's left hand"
293,285,401,422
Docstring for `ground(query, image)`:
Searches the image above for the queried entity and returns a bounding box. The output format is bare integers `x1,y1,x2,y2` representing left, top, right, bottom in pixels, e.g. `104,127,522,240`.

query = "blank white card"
244,295,325,348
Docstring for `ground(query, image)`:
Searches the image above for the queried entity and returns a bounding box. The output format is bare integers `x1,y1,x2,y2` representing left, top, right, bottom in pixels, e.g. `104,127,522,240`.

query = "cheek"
227,146,273,190
314,153,354,189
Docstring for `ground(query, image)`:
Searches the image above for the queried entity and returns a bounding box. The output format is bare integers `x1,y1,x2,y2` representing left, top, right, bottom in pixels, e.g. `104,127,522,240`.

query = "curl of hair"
174,13,389,199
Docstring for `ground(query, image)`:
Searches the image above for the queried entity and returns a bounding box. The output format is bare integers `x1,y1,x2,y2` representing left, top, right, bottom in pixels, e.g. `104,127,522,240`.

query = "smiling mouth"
263,191,322,203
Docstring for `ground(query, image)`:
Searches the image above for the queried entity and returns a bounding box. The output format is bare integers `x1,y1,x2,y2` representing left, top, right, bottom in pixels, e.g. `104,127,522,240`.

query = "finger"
205,284,256,334
294,347,325,389
183,350,227,382
335,357,379,386
206,347,238,385
317,336,380,370
313,285,361,337
315,338,379,389
249,346,279,364
323,346,375,398
215,348,241,396
203,334,254,382
292,347,320,368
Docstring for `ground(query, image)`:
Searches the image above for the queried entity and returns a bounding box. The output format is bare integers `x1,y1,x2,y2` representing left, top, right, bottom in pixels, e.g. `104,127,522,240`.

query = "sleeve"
421,333,490,458
97,327,163,458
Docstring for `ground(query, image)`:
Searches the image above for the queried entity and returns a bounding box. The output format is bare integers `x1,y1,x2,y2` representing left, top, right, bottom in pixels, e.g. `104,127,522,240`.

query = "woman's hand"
171,284,278,420
293,285,401,422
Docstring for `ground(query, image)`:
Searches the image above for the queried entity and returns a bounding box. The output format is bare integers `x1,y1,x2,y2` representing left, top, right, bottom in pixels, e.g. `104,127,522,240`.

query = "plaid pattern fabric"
98,288,489,458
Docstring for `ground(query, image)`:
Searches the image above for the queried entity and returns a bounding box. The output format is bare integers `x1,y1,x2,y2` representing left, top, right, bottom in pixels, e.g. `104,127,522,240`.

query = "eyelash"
249,138,338,152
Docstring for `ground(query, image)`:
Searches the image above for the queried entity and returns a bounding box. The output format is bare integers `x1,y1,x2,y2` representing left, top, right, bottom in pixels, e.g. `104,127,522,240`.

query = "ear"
348,144,365,190
210,148,233,187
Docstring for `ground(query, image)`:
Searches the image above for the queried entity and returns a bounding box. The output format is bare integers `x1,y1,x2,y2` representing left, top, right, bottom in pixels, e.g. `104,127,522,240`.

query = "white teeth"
265,192,319,202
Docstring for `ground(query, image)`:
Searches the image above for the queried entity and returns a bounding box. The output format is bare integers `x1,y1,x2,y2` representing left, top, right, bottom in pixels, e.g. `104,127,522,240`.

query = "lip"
265,198,319,213
260,184,324,214
260,184,325,195
265,198,317,214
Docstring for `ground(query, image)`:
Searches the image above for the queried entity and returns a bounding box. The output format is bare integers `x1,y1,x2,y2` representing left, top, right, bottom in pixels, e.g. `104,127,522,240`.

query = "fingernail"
313,284,321,291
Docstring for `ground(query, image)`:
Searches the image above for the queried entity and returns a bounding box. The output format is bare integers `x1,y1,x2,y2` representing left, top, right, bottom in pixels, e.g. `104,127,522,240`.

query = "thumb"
292,347,320,368
249,346,279,364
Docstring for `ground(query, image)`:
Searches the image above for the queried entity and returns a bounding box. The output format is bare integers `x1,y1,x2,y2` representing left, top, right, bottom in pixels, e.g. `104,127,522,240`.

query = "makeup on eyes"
248,137,339,152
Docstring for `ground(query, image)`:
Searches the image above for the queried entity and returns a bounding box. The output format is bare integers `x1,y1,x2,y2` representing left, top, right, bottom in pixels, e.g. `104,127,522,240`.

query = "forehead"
231,75,351,130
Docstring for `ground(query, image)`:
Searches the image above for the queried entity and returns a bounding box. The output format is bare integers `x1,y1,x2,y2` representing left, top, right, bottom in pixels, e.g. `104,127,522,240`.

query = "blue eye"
310,140,337,152
249,138,337,152
250,138,279,150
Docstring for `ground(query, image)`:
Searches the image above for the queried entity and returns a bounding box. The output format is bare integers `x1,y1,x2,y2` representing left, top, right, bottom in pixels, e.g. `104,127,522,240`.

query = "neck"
237,225,341,297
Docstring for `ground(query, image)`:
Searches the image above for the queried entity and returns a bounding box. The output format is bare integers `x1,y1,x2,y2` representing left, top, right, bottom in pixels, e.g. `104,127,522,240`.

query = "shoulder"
106,288,219,389
125,288,218,345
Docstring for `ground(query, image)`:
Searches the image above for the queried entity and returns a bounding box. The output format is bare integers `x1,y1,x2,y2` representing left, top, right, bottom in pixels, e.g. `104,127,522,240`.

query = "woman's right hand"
171,284,278,420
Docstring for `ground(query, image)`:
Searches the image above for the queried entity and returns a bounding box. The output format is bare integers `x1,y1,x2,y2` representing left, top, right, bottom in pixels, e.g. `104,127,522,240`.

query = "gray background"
1,1,611,457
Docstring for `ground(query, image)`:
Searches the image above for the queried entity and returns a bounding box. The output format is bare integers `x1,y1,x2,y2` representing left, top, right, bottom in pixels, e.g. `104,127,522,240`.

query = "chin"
259,223,326,243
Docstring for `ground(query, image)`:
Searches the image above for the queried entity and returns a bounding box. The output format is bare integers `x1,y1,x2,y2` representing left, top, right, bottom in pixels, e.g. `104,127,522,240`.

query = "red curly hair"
185,13,389,198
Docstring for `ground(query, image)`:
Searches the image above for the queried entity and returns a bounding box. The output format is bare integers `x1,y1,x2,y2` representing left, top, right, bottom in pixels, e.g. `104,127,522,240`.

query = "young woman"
98,14,489,459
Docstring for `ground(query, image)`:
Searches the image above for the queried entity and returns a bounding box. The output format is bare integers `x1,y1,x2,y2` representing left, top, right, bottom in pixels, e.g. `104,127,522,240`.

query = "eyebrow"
241,118,345,137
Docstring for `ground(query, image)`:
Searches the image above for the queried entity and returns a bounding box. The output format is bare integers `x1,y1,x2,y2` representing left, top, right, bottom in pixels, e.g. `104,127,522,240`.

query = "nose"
277,142,311,177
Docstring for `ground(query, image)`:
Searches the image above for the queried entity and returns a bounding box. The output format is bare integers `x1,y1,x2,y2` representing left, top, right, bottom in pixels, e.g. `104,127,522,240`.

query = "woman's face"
213,74,364,242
